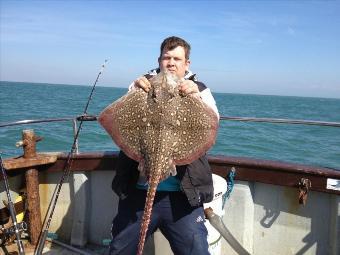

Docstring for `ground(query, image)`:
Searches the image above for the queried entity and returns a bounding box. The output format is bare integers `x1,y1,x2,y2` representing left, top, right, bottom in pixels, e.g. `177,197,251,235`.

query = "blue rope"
222,167,236,208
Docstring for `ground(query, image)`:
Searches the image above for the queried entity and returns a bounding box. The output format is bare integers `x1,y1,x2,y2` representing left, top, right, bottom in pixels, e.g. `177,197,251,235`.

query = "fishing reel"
0,221,27,246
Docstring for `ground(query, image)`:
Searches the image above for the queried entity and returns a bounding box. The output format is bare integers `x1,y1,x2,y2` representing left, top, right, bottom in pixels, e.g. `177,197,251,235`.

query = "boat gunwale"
3,151,339,195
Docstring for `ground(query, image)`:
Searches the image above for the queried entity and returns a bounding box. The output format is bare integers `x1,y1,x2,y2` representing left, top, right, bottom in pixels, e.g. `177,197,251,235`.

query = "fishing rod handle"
7,202,25,255
35,229,48,255
0,155,25,254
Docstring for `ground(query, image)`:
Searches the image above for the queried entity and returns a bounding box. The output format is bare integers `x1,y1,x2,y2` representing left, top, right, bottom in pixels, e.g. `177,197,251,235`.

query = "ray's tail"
137,175,160,255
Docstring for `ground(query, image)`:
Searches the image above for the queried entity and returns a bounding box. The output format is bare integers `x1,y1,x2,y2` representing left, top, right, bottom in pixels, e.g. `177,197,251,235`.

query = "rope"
222,167,236,209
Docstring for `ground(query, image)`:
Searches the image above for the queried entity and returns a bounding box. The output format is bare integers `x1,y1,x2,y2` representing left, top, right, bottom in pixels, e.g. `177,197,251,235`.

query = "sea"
1,81,340,169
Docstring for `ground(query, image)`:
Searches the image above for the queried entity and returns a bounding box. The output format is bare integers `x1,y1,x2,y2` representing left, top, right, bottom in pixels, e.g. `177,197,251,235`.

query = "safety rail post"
16,129,43,245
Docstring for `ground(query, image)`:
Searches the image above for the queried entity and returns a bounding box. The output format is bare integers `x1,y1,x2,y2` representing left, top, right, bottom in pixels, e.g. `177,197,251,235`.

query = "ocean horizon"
1,81,339,169
2,80,340,100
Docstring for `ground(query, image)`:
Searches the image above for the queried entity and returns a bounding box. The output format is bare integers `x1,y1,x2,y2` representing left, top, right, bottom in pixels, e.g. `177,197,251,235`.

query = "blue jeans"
109,189,209,255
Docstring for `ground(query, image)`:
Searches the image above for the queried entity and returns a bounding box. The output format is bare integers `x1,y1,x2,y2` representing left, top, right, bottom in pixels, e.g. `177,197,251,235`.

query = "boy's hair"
160,36,191,60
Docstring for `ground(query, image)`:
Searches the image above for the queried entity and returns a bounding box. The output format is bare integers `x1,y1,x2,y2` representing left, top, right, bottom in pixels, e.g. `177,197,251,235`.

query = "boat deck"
2,239,108,255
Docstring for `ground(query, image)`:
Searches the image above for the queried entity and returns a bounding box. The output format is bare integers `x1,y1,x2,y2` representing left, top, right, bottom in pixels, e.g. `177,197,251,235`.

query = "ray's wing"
165,96,219,165
98,89,149,162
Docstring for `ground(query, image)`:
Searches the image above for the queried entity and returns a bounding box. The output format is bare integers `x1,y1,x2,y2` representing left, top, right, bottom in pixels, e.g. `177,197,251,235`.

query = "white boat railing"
219,116,340,127
1,115,340,128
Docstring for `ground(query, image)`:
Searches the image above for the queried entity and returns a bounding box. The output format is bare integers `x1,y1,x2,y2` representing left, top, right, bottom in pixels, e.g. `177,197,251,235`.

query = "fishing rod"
35,60,108,255
0,153,25,255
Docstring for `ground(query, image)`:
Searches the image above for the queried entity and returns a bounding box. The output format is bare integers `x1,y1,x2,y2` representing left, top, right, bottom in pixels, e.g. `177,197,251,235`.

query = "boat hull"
1,151,339,254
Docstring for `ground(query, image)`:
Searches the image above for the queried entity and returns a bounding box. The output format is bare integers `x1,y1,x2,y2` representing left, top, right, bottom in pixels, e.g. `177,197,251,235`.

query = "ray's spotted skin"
98,71,218,255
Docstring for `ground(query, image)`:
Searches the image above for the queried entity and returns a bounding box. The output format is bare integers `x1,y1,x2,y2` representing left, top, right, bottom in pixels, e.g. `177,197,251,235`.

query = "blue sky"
1,0,339,98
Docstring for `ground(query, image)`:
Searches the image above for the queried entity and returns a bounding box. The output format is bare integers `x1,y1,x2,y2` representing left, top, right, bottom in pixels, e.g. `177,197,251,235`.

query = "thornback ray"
98,71,219,255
